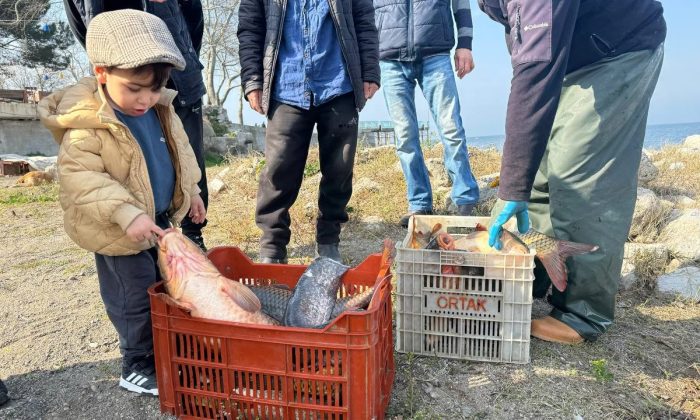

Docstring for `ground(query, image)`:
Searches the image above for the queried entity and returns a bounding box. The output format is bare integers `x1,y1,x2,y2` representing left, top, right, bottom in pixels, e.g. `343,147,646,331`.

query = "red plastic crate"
148,246,395,420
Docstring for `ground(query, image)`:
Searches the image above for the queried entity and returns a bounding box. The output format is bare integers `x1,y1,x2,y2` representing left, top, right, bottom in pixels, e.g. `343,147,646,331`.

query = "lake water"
459,121,700,151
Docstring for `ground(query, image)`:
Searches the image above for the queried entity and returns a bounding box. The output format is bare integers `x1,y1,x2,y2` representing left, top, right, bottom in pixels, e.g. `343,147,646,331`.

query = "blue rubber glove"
488,201,530,250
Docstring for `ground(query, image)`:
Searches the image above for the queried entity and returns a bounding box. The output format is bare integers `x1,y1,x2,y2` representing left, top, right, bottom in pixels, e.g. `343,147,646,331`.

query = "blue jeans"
381,54,479,211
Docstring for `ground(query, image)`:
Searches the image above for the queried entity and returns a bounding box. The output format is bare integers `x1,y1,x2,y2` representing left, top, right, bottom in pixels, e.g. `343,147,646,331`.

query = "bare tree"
5,66,63,92
201,0,242,121
63,42,92,84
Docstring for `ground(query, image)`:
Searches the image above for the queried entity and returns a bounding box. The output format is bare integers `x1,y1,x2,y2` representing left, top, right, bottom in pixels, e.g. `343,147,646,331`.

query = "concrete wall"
204,123,319,156
0,102,38,120
228,123,267,152
0,119,57,156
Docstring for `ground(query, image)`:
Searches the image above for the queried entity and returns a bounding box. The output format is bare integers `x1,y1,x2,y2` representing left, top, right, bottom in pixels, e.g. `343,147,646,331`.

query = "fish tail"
538,240,599,292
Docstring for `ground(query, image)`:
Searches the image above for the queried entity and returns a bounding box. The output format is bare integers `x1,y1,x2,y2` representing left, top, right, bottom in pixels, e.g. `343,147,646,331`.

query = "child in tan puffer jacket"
38,9,205,396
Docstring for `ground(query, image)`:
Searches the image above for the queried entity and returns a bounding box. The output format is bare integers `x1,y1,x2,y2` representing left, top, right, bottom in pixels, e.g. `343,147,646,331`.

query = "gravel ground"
0,172,698,420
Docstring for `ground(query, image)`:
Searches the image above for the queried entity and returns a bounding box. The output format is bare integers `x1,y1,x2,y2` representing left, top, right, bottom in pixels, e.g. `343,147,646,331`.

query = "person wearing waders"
482,0,666,343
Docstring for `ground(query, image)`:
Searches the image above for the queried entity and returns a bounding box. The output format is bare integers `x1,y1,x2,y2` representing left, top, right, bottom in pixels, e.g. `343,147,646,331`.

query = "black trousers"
175,99,208,236
256,93,358,260
96,248,158,365
95,214,169,365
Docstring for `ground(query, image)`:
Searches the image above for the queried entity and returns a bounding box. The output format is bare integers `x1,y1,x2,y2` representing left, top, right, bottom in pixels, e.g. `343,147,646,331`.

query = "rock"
630,188,664,241
683,134,700,150
208,178,227,196
619,271,638,291
203,120,216,138
666,258,682,273
426,158,451,188
360,215,383,224
477,172,500,205
668,162,685,171
637,151,658,184
216,167,231,180
88,342,98,349
656,267,700,301
659,209,700,260
354,177,381,193
665,195,697,208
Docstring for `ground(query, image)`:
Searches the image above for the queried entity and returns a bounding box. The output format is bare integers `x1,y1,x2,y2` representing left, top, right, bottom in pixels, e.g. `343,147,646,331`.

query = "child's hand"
189,194,206,224
125,214,165,243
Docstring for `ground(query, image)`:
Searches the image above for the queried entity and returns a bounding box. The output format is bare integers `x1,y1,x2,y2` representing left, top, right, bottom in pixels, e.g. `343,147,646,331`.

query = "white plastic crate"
395,215,535,364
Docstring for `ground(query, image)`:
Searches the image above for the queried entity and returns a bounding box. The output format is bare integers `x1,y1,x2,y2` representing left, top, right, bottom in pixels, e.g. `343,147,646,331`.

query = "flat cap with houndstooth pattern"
86,9,186,71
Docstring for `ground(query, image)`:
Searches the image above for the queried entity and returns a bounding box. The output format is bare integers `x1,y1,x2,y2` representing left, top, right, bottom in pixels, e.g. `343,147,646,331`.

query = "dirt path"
0,172,698,419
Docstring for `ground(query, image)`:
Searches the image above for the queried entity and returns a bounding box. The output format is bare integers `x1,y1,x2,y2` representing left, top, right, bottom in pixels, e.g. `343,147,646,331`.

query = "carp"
251,239,394,328
156,229,277,325
249,284,376,325
453,224,599,292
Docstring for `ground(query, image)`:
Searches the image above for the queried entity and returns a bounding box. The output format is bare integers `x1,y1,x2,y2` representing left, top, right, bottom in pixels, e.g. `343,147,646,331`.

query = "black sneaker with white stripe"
119,354,158,396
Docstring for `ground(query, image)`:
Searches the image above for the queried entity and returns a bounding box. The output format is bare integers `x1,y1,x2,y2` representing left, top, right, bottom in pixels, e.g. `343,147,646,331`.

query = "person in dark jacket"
63,0,209,251
237,0,380,263
374,0,480,227
483,0,666,344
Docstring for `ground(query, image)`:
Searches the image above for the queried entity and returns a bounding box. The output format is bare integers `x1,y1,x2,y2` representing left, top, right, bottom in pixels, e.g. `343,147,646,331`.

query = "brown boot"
531,316,584,344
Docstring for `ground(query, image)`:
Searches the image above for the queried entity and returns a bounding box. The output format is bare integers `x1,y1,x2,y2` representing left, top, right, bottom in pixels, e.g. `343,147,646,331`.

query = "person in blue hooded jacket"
482,0,666,344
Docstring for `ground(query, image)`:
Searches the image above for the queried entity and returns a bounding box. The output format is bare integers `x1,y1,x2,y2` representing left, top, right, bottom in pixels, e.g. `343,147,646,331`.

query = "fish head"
157,228,212,287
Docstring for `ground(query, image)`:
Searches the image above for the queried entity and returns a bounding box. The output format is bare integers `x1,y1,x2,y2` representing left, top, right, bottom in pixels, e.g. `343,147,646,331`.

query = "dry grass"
648,146,700,199
630,200,674,244
206,143,502,262
630,249,670,292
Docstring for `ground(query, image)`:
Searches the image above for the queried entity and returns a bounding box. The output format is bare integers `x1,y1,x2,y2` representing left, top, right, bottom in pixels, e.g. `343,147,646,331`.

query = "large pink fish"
156,228,277,325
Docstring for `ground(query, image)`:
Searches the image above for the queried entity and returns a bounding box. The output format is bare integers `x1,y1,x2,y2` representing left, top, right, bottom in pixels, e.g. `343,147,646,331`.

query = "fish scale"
517,230,557,253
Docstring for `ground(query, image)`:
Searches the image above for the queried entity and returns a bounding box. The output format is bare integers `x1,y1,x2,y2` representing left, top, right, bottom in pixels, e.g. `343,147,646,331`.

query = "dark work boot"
316,243,342,263
399,209,433,228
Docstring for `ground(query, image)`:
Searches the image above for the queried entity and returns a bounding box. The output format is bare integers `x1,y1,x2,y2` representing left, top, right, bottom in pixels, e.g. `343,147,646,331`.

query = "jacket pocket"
590,33,616,56
507,0,552,67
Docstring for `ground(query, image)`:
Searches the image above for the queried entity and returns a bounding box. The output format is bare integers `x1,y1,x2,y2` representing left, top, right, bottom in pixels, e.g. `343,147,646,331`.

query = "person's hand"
454,48,475,79
189,194,206,224
247,89,264,114
488,201,530,250
125,214,165,243
364,82,379,99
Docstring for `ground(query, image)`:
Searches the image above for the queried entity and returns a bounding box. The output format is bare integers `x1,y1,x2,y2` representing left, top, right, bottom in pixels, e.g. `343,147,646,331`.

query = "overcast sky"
231,0,700,136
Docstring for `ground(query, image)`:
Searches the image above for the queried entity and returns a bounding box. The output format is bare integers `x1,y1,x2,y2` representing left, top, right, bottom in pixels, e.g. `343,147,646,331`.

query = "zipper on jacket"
269,0,289,110
326,0,361,111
